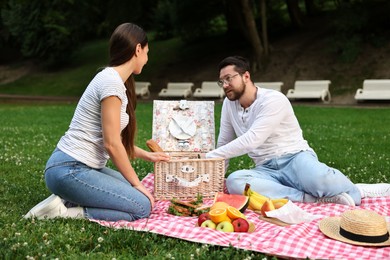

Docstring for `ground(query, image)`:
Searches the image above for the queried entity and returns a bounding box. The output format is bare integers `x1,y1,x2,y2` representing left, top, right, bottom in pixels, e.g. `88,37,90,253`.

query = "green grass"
1,34,227,97
1,103,389,259
0,33,244,97
0,40,109,97
0,36,189,97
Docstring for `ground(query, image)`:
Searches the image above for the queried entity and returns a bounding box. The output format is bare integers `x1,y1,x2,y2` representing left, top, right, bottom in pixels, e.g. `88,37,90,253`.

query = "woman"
24,23,170,221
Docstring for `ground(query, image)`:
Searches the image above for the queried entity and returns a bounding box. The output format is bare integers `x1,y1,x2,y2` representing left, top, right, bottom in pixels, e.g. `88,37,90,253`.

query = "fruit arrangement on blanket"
197,192,259,232
167,185,290,232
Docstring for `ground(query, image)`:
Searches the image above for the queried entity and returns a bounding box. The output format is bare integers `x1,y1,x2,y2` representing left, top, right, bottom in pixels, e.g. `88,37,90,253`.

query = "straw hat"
319,209,390,246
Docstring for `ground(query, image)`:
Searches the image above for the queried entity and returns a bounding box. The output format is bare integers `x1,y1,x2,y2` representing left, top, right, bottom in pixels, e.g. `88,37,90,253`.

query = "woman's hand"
146,151,170,162
134,146,170,162
134,184,155,209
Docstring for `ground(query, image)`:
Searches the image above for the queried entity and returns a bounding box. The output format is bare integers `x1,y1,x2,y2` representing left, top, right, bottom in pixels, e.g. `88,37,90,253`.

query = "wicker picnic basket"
151,100,225,200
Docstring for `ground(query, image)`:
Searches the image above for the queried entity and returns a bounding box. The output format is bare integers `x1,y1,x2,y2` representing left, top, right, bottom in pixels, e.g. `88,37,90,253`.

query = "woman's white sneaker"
315,192,355,206
356,183,390,198
24,194,67,219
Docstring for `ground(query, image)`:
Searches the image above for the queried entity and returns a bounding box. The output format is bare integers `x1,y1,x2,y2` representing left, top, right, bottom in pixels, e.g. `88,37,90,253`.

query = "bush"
1,0,101,68
329,0,390,62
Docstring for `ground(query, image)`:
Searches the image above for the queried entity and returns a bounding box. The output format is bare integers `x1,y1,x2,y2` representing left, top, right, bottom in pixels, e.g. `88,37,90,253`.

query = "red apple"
232,217,250,232
198,212,211,226
200,219,216,229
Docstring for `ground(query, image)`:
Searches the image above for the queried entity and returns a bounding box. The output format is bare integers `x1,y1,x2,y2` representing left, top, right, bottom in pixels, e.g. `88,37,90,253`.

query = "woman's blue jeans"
44,148,151,221
226,150,362,205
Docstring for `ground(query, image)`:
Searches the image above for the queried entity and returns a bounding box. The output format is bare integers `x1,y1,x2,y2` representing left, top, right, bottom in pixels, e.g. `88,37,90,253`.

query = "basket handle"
165,173,210,187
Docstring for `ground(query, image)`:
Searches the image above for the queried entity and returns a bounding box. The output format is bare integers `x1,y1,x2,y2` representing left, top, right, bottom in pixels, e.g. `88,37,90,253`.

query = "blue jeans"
226,150,362,205
44,148,151,221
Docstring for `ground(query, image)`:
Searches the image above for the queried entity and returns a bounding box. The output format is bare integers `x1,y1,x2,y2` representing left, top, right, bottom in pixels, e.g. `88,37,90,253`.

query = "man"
206,56,389,206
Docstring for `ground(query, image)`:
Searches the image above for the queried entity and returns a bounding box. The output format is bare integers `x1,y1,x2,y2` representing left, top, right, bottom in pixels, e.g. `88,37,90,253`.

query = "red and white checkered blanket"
92,173,390,259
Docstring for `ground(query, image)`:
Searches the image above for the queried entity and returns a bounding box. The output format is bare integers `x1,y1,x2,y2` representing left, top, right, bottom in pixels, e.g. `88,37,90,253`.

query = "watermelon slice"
213,192,249,213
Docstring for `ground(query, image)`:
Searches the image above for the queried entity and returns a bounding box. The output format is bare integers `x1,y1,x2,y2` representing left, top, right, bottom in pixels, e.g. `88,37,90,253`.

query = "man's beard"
225,81,246,101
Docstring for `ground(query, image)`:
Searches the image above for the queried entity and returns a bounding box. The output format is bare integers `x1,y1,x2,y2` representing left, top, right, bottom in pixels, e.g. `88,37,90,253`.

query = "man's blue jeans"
44,148,151,221
226,150,362,205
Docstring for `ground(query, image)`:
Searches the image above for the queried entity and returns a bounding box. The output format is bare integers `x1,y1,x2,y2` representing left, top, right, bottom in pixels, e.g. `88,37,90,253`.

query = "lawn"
1,103,389,259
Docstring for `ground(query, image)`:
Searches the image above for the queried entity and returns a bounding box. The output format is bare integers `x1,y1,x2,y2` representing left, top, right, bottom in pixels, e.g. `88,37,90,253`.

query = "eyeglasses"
217,73,240,87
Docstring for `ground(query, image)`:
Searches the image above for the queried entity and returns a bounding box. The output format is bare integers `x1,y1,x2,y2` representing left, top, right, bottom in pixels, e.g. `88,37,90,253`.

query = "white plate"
169,115,196,140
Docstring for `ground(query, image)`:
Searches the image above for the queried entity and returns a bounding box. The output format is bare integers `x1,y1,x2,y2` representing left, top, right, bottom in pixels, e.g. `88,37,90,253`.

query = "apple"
260,199,275,217
198,212,211,226
200,219,216,229
216,221,234,232
231,217,250,232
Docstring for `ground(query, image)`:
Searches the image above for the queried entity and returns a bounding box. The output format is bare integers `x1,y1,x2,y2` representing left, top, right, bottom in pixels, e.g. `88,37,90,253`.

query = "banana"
271,198,289,209
244,183,269,200
244,183,269,211
271,198,289,204
251,192,269,202
248,196,268,211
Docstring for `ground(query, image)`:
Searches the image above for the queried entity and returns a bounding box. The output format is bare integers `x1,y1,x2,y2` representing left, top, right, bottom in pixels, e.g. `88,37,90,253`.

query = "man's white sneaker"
315,192,355,206
356,183,390,198
24,194,67,219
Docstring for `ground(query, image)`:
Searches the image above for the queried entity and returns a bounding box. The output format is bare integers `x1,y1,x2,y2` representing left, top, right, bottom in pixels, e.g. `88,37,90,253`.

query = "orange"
209,208,229,224
210,201,229,211
223,215,232,223
226,206,244,220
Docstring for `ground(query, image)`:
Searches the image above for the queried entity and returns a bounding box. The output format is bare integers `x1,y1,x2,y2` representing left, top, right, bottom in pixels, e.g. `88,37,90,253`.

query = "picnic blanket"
92,173,390,259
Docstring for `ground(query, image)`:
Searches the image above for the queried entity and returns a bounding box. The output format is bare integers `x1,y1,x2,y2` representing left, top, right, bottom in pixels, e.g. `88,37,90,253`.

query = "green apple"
216,221,234,232
200,219,216,229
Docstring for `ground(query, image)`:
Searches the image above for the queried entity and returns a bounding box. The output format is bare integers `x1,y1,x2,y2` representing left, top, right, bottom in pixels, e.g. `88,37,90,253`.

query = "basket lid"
151,100,215,152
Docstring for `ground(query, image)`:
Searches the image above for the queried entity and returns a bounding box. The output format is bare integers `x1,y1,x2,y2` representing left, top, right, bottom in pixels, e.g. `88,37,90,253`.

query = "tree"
304,0,317,16
2,0,104,68
286,0,304,28
239,0,263,71
259,0,269,56
147,0,229,42
104,0,157,33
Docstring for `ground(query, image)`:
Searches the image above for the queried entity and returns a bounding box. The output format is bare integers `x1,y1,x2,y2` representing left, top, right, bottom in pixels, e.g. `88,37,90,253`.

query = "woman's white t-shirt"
57,67,129,169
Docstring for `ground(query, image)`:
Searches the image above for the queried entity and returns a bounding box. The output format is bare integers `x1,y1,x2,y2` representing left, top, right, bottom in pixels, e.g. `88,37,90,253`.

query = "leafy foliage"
152,0,176,40
1,0,102,67
2,0,390,69
329,0,390,62
153,0,226,41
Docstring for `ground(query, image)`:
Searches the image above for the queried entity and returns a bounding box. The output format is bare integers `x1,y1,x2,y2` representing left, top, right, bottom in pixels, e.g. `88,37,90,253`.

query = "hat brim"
319,216,390,247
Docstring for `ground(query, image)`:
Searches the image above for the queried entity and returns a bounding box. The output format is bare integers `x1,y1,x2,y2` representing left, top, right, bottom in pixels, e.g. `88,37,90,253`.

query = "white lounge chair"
193,81,225,99
158,82,194,98
135,81,151,99
287,80,331,103
255,82,283,92
355,80,390,101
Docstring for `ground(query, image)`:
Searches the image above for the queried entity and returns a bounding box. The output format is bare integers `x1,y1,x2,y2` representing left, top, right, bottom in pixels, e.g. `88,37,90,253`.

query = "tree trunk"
286,0,304,28
240,0,263,72
304,0,316,16
224,0,247,38
260,0,269,56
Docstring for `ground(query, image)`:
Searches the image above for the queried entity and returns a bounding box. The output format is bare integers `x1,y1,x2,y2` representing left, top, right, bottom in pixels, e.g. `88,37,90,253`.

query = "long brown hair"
108,23,148,159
